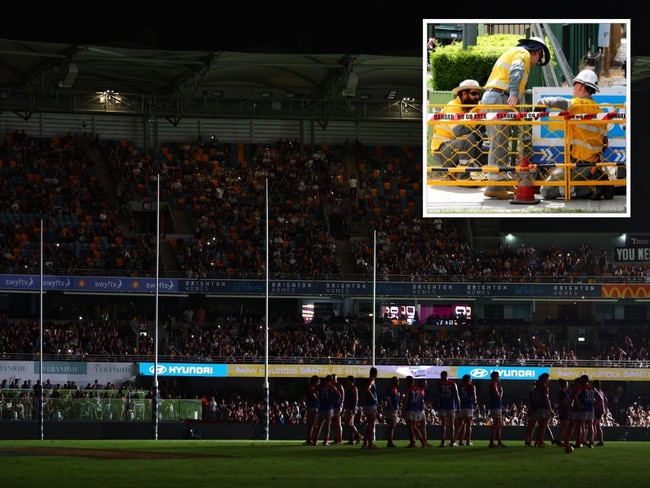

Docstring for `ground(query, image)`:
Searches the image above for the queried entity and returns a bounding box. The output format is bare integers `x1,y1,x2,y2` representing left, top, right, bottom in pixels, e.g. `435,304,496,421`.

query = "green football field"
0,439,643,487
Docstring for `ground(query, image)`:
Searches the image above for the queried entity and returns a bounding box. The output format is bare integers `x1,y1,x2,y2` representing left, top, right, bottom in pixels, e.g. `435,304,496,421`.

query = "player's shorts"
572,411,587,421
459,408,474,418
490,408,503,419
536,408,552,420
364,405,378,416
438,408,456,418
318,408,334,420
384,410,398,423
403,410,419,421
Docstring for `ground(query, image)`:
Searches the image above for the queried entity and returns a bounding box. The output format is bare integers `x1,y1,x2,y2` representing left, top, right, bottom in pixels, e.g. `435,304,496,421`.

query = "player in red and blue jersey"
382,376,400,448
315,374,340,445
556,378,572,446
457,374,477,446
304,375,320,445
438,370,460,447
401,375,423,448
343,375,362,444
362,367,379,449
488,371,506,448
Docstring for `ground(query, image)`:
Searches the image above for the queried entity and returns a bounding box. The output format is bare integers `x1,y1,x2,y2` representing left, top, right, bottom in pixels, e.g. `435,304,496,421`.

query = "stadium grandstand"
0,23,649,441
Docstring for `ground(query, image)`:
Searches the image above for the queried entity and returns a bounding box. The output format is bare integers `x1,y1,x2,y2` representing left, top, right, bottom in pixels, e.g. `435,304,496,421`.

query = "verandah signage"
0,275,610,298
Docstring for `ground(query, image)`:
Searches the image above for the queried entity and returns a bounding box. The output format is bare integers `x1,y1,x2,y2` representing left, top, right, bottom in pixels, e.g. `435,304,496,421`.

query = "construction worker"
481,36,550,199
430,79,485,180
537,69,614,200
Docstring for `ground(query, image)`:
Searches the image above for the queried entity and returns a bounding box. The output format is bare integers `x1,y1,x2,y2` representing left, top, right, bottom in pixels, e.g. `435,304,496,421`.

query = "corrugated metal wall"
547,23,595,75
483,23,530,36
0,112,147,146
0,112,420,151
524,23,600,89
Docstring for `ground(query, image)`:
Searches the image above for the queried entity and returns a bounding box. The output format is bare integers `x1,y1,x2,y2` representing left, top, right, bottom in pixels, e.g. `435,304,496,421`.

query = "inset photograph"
423,20,629,217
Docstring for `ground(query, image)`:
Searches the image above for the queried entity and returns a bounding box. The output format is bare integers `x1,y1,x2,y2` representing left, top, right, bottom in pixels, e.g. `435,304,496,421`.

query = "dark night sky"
2,14,644,55
0,13,420,55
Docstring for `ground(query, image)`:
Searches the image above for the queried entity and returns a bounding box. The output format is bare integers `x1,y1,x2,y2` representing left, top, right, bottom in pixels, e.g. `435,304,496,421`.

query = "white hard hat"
573,69,599,92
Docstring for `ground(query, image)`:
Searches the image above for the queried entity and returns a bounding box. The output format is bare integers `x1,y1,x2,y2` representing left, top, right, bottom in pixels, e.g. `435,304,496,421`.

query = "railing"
427,103,626,199
0,267,646,283
1,353,647,369
0,394,202,422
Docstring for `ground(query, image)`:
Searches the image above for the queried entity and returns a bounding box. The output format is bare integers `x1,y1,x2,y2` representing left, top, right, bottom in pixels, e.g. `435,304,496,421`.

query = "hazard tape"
428,110,625,123
429,161,626,174
429,165,532,173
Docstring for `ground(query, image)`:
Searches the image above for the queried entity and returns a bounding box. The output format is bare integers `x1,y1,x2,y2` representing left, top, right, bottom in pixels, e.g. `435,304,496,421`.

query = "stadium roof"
0,38,423,124
631,56,650,92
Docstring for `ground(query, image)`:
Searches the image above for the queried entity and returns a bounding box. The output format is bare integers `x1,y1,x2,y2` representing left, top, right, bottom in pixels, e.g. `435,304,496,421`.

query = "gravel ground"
599,65,626,88
598,37,627,88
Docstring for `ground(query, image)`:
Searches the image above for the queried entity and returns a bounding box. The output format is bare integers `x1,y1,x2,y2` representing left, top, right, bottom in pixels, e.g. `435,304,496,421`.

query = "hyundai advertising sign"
457,365,550,381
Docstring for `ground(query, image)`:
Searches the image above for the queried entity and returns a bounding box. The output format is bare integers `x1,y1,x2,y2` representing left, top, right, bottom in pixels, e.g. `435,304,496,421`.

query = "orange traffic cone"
511,156,540,205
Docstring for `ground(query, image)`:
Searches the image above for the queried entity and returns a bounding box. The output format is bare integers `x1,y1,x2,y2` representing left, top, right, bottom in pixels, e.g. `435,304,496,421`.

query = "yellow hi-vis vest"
484,46,531,98
567,98,607,163
430,97,465,154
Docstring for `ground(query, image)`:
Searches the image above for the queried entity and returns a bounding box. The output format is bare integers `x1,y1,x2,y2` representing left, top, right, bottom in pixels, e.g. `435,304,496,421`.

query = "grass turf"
0,439,642,487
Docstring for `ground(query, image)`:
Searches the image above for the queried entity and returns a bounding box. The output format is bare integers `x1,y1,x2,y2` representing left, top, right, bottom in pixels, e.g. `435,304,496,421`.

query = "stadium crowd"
3,129,649,281
1,308,648,367
1,129,649,430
